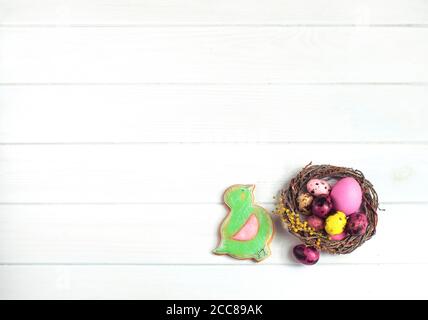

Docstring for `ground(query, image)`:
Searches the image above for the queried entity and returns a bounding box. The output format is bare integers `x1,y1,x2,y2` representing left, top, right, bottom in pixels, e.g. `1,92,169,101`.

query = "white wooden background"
0,0,428,300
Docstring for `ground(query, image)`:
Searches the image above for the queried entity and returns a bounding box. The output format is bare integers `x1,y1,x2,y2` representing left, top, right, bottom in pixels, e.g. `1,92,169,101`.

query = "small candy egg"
307,179,331,197
293,245,320,265
346,212,368,236
307,215,325,231
312,196,333,218
330,232,348,241
297,193,314,215
330,177,362,216
325,211,347,236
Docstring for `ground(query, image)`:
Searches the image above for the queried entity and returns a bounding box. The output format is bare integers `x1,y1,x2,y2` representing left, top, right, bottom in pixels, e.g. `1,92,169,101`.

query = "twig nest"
276,164,379,255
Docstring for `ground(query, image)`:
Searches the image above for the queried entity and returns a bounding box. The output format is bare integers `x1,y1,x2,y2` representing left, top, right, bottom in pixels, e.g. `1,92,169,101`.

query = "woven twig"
279,164,379,255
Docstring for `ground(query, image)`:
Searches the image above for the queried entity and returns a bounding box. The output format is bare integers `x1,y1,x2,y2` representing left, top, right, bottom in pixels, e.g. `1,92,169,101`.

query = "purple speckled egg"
307,215,325,231
307,179,331,197
330,232,348,241
346,212,368,236
312,196,333,218
293,245,320,265
330,177,362,216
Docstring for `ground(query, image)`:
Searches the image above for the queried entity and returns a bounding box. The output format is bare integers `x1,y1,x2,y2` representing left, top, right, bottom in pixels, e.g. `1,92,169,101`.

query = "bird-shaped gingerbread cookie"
213,184,274,262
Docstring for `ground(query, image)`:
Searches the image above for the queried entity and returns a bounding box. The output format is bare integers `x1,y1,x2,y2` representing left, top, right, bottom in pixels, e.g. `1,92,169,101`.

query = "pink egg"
330,177,362,216
293,245,320,265
330,232,348,241
307,215,325,231
307,179,331,197
346,212,368,236
312,196,333,218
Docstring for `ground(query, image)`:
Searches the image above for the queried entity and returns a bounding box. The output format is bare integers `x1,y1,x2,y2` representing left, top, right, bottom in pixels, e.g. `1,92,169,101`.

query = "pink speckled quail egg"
330,177,362,216
330,232,348,241
346,212,368,236
297,193,314,215
307,215,325,231
307,179,331,197
293,245,320,266
312,196,333,218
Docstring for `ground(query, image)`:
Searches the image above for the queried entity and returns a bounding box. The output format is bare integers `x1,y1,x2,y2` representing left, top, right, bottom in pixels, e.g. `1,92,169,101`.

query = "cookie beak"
245,184,255,192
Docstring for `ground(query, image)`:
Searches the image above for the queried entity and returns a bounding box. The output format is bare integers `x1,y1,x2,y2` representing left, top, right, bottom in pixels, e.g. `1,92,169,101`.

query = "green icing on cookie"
213,184,274,262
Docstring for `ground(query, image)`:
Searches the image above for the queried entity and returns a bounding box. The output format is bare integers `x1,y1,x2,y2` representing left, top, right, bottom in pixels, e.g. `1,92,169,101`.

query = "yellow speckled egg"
325,211,347,236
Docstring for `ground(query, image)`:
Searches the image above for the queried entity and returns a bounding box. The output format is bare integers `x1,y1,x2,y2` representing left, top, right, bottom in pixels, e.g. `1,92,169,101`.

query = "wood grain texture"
0,203,424,265
1,85,427,143
1,27,428,83
0,144,425,203
1,264,427,299
1,0,428,25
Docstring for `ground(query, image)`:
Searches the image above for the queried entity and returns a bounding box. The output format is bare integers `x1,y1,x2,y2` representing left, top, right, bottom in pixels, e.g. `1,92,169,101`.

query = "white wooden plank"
1,0,427,25
1,27,428,83
0,203,424,265
0,144,425,203
1,85,427,143
1,264,426,299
